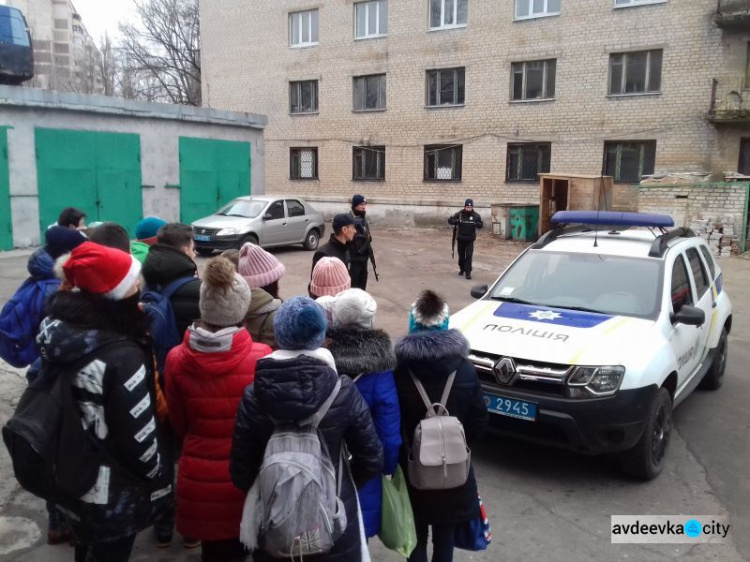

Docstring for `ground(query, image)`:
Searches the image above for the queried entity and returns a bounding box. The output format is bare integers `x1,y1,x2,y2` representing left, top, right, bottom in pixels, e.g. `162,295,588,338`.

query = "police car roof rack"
532,224,591,249
648,227,696,258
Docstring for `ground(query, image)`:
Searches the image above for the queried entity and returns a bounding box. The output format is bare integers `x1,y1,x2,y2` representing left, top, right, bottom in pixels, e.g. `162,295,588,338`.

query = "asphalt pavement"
0,227,748,561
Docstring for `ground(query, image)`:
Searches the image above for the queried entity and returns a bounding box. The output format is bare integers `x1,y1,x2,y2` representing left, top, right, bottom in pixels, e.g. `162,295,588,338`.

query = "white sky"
71,0,138,42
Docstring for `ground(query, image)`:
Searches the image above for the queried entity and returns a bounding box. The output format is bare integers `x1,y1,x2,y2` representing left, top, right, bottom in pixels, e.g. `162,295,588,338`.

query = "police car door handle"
712,301,717,309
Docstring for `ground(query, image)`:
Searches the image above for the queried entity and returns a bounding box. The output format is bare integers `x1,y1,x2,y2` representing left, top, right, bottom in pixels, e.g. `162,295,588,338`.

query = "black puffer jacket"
448,210,484,241
141,243,201,336
36,291,172,544
231,352,383,561
311,235,351,272
394,329,488,526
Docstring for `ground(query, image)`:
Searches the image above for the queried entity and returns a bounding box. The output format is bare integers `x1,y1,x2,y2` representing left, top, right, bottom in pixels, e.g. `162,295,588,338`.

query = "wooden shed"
538,173,639,234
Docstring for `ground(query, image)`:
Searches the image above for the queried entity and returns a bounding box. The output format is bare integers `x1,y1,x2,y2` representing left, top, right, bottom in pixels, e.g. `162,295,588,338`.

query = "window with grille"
354,74,386,111
426,68,465,107
515,0,560,20
424,145,462,181
355,0,388,39
507,143,551,182
603,141,656,183
430,0,468,29
609,50,662,95
290,10,319,47
511,59,556,101
290,148,318,180
353,146,385,180
290,80,318,114
739,139,750,175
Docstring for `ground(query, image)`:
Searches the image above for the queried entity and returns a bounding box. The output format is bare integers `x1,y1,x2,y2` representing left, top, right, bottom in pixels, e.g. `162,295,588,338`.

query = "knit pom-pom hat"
310,257,351,298
238,242,286,288
408,290,450,333
273,296,327,351
200,256,252,327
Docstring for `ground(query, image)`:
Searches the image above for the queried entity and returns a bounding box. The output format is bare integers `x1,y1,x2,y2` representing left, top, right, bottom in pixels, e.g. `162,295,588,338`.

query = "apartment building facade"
201,0,750,208
5,0,103,94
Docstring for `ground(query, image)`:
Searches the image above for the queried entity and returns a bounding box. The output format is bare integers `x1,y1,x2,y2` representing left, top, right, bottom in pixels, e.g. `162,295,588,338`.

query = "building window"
603,141,656,183
511,59,556,101
507,143,551,182
353,74,386,111
614,0,668,7
355,0,388,39
424,145,462,181
290,148,318,180
290,80,318,114
290,10,319,47
515,0,560,20
609,50,662,95
426,68,465,107
353,146,385,180
740,139,750,175
430,0,468,29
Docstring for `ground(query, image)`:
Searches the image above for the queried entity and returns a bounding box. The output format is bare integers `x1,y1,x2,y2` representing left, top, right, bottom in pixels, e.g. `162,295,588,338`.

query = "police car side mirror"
470,285,488,299
672,305,705,327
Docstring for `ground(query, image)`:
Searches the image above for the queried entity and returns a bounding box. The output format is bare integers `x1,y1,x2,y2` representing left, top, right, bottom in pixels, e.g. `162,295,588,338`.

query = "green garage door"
179,137,251,223
35,128,142,236
0,128,12,250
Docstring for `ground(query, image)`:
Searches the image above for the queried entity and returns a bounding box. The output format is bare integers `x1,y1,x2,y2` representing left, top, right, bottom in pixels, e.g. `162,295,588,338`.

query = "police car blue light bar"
551,211,674,228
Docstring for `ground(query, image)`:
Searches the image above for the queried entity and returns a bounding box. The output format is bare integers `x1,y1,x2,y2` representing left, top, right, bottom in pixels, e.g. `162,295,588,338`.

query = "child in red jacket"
165,257,272,561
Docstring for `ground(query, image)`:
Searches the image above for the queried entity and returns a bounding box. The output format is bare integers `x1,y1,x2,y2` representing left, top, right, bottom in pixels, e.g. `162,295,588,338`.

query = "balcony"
708,78,750,123
715,0,750,28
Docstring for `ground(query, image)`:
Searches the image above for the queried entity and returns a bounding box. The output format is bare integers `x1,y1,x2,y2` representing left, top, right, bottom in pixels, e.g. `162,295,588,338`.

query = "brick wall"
201,0,749,207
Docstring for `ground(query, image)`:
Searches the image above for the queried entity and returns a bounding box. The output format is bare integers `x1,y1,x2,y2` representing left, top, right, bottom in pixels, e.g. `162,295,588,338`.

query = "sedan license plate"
194,234,211,242
483,393,537,422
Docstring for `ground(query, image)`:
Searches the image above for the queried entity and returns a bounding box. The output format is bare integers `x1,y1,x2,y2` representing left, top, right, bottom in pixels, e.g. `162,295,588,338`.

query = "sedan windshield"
489,250,662,319
217,200,266,218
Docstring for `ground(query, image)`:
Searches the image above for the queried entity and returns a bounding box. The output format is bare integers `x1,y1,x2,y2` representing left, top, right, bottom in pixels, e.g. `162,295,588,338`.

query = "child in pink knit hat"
238,243,286,299
309,257,351,298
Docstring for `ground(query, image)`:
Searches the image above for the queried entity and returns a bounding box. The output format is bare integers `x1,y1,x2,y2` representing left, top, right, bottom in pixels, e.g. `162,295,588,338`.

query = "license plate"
194,234,211,242
483,393,537,422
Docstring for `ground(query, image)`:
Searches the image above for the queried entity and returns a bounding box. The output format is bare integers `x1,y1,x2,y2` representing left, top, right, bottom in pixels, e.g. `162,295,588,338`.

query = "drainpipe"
743,182,749,253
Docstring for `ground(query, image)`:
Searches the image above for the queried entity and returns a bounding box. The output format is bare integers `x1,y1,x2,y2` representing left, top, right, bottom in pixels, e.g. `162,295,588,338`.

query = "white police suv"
451,211,732,480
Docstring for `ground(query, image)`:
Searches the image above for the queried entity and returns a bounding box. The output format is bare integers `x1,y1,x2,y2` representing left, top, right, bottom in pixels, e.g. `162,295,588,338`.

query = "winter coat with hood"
326,327,401,538
244,287,281,350
394,328,488,526
142,243,201,336
35,291,172,545
231,350,384,561
165,325,271,540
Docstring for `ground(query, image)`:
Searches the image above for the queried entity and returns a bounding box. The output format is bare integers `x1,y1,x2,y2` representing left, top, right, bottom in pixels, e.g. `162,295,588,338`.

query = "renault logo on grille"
494,357,517,385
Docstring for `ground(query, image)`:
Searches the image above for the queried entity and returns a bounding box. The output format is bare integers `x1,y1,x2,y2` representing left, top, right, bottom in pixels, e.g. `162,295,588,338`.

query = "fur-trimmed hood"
395,329,470,363
327,328,395,376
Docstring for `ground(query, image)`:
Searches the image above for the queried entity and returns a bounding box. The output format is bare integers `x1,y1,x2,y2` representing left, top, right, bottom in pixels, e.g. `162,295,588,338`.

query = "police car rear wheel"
620,387,672,481
699,327,727,391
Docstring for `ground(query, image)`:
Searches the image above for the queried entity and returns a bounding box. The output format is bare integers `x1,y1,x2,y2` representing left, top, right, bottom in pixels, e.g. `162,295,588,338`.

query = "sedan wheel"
303,230,320,251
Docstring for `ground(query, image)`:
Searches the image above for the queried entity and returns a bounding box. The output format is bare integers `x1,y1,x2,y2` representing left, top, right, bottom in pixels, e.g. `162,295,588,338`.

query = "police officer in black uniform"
448,198,483,280
348,194,374,290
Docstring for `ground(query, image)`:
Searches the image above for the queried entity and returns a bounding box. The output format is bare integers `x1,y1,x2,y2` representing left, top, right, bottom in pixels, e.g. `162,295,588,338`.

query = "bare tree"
118,0,201,106
99,33,118,96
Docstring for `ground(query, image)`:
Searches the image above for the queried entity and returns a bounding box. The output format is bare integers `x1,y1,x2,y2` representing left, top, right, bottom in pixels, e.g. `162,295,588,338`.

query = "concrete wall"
200,0,750,211
0,87,267,247
637,183,749,233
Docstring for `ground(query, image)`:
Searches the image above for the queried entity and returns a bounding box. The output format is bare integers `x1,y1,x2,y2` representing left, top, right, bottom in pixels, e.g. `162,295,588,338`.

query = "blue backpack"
0,278,60,368
140,277,195,375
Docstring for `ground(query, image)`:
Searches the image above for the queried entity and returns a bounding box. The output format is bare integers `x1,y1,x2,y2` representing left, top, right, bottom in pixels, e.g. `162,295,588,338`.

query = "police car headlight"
567,366,625,398
216,228,238,237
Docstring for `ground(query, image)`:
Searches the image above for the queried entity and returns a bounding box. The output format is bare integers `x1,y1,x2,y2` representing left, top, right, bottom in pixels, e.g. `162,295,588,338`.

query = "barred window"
353,146,385,181
290,148,318,180
507,143,551,182
603,141,656,183
424,144,462,181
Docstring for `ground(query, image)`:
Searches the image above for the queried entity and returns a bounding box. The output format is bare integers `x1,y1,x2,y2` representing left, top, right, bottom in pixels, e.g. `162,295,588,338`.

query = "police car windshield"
489,250,661,319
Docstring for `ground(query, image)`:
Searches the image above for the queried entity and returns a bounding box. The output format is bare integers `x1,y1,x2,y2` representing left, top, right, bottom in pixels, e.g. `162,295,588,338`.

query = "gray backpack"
257,378,348,558
407,370,471,490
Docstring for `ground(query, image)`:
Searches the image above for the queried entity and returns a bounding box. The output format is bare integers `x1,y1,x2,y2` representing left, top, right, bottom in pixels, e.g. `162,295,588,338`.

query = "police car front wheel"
620,387,673,481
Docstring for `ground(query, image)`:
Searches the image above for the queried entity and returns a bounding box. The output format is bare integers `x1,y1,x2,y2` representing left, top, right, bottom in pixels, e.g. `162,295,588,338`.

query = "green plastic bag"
379,466,417,557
